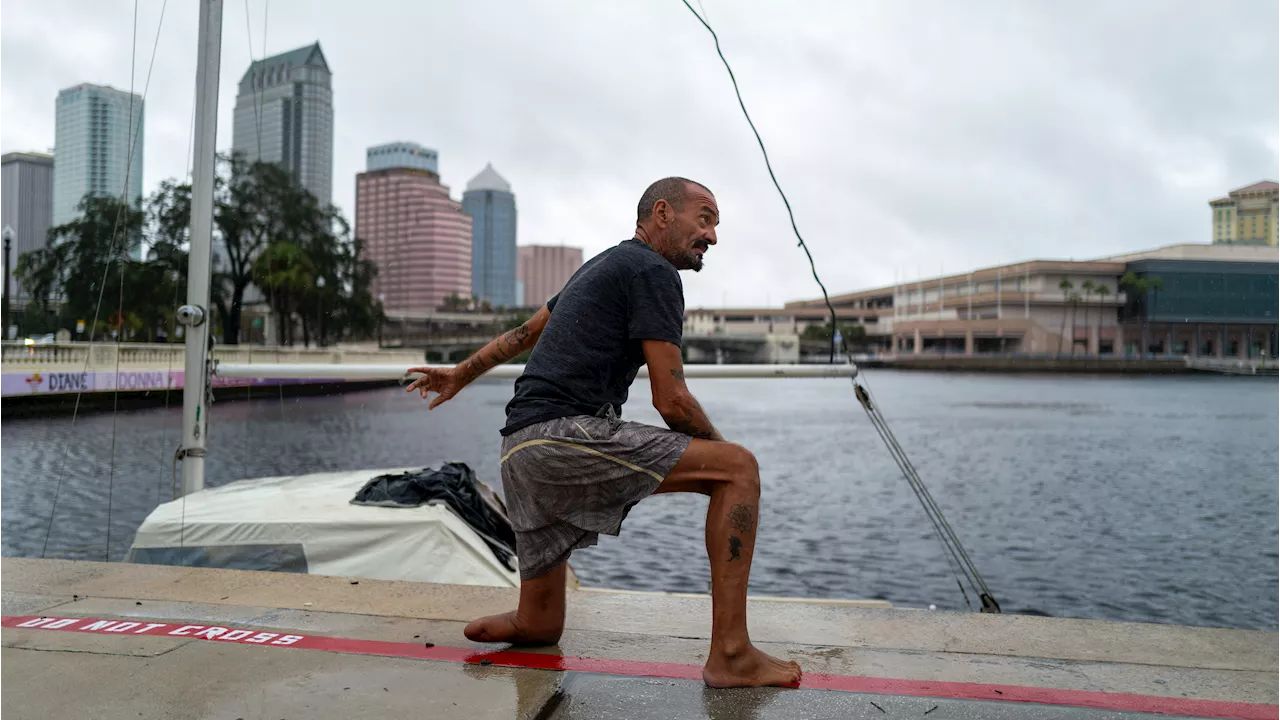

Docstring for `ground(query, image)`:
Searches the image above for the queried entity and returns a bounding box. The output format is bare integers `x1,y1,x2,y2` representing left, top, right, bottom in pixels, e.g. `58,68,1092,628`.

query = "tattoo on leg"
669,368,685,380
728,535,742,561
729,504,756,534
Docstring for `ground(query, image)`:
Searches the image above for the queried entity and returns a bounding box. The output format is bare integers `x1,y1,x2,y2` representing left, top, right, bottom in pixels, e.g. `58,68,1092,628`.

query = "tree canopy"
15,157,384,346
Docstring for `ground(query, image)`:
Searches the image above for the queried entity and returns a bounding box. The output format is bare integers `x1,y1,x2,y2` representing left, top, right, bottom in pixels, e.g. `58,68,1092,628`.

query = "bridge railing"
1,342,422,371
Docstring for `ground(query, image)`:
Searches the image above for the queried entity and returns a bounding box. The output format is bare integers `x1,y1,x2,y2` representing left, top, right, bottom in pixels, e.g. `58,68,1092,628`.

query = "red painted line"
3,615,1274,720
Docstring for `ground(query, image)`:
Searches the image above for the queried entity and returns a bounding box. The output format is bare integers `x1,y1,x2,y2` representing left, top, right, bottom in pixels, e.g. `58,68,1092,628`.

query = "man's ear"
654,200,670,226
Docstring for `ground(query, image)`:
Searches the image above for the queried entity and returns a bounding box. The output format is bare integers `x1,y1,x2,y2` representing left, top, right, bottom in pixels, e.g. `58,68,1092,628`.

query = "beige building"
699,242,1279,360
518,245,583,308
786,260,1125,356
1210,180,1277,246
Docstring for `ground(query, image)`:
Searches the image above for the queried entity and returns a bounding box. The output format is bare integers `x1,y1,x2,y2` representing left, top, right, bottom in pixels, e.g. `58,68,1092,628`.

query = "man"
406,177,802,688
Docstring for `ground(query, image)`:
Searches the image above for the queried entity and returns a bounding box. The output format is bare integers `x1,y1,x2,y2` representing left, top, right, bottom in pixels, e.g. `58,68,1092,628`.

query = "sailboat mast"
177,0,224,497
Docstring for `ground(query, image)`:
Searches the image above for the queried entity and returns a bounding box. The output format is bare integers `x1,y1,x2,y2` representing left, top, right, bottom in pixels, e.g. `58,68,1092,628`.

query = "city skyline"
1,1,1275,307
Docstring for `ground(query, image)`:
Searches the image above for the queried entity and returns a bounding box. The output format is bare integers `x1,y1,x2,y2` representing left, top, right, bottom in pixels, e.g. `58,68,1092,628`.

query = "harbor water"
2,371,1276,631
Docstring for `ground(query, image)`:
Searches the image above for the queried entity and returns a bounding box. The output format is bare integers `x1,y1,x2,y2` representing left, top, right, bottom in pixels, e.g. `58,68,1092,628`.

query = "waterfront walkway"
3,558,1275,719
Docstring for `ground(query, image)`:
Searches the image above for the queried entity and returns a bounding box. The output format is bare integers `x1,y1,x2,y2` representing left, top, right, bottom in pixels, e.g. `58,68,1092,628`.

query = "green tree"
1057,277,1074,357
1094,285,1111,354
439,293,470,312
15,163,384,346
801,323,866,351
1119,272,1164,357
1080,280,1095,355
16,195,149,339
252,241,314,346
214,156,299,345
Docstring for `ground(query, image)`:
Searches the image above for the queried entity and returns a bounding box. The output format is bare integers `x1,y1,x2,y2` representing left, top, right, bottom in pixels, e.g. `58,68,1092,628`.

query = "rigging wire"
677,0,840,363
110,0,171,562
678,0,999,611
41,0,167,560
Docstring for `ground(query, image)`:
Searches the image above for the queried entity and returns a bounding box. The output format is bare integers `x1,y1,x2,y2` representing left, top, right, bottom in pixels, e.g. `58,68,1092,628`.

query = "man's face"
664,186,719,272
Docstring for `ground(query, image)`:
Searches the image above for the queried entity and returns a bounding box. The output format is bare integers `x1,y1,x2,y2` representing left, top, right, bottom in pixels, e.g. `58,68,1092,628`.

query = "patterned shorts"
500,405,692,580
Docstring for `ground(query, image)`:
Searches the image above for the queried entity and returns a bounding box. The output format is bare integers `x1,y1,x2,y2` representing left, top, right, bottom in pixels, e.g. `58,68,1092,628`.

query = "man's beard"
686,249,704,272
662,229,706,272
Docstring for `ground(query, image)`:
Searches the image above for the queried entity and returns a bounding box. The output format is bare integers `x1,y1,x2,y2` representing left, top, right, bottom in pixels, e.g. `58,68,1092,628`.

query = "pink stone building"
518,245,584,308
355,168,472,313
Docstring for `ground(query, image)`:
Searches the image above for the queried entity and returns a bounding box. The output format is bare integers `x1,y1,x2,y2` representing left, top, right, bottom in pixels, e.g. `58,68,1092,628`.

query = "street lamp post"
377,293,385,348
316,276,325,348
2,226,12,340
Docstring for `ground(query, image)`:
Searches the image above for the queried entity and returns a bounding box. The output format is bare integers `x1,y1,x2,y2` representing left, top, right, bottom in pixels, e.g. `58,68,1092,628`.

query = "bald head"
636,177,713,224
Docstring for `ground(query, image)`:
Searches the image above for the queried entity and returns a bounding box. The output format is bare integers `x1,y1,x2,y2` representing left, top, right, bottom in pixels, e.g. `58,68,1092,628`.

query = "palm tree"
1095,285,1112,354
1148,276,1166,354
1119,271,1163,358
1057,277,1074,357
252,241,315,346
1080,280,1095,354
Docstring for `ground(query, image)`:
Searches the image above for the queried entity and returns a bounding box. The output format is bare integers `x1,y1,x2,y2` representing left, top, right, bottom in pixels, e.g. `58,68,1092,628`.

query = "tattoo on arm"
728,504,756,535
496,323,532,358
458,322,537,383
669,368,684,381
668,405,716,440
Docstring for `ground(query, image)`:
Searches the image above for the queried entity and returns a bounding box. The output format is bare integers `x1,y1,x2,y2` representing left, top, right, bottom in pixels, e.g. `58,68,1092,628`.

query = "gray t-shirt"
502,238,685,436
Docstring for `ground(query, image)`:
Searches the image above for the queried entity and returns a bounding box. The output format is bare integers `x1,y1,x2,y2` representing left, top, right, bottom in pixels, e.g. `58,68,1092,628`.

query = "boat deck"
2,558,1275,719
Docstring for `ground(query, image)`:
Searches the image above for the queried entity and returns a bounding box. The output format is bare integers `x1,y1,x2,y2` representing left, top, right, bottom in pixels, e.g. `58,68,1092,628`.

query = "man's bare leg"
464,561,566,645
657,439,802,688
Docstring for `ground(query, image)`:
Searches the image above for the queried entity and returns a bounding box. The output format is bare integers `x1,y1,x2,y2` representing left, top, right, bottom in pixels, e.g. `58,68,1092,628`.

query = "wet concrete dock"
2,558,1275,719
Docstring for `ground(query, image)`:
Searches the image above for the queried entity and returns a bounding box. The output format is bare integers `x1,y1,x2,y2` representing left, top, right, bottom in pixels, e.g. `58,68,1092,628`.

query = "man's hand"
404,366,465,409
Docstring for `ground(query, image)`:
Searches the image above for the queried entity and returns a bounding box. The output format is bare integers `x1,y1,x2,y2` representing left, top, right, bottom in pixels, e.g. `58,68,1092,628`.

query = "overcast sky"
3,0,1276,307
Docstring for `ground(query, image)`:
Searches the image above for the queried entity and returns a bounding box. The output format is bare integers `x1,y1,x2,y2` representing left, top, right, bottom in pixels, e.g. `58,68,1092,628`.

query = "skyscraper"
462,163,517,308
356,146,472,313
52,84,144,235
518,245,584,308
2,152,54,305
231,43,333,207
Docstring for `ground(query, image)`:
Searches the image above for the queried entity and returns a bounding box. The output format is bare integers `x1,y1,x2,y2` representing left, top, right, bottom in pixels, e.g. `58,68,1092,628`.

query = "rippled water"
3,372,1276,630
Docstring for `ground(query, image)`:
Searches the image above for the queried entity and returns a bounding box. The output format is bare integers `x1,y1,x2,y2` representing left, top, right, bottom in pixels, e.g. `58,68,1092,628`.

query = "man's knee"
723,443,760,494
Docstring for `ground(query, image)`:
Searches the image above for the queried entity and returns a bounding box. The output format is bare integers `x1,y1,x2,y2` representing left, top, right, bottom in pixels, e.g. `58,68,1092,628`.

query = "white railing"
0,342,422,371
1185,356,1279,375
216,363,859,381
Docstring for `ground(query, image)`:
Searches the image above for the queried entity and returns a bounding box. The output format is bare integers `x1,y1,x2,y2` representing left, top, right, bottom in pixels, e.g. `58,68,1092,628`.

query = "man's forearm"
661,392,724,442
456,321,538,384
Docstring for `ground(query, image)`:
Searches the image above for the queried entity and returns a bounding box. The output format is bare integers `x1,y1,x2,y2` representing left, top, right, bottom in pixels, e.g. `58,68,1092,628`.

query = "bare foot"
702,644,803,688
463,611,562,646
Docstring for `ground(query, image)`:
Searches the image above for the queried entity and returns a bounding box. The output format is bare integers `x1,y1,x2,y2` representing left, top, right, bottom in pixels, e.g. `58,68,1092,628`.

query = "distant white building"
52,83,144,258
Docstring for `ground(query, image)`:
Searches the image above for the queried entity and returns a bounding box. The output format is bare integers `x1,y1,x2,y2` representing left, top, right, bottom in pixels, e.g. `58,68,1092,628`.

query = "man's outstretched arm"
406,303,552,408
642,339,724,441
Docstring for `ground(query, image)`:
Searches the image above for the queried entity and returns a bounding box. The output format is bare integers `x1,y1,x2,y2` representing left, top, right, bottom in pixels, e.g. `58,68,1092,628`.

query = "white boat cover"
126,467,519,587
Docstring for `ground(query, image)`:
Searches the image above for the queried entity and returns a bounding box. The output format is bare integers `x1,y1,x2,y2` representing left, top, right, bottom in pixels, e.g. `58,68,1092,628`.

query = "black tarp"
351,463,517,571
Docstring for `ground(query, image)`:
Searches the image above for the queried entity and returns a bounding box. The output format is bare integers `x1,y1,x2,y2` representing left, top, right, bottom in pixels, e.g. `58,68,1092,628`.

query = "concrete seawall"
861,355,1193,374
